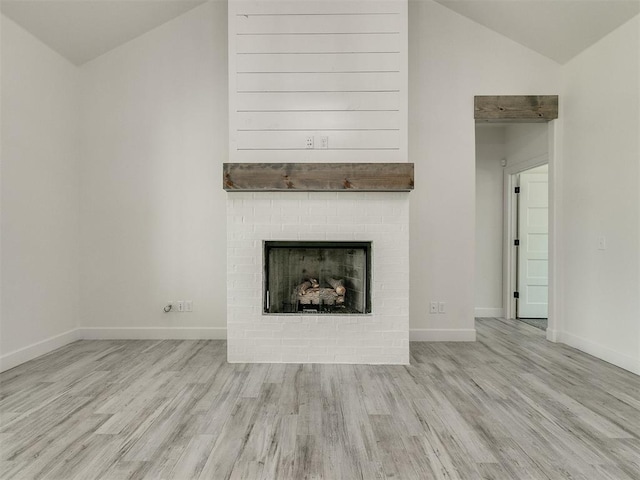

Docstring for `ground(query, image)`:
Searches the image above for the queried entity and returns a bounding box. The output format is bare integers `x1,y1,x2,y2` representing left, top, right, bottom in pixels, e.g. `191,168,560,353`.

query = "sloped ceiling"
434,0,640,64
1,0,639,66
0,0,207,65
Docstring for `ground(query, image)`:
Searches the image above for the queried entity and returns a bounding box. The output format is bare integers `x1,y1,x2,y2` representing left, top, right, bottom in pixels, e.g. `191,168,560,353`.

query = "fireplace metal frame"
262,240,372,315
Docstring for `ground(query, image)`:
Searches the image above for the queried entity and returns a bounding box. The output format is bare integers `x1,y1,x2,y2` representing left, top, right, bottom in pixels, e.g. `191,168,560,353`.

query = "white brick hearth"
226,192,410,364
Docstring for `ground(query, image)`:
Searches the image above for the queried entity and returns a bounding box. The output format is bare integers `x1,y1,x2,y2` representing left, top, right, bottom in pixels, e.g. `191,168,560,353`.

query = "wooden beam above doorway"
474,95,558,122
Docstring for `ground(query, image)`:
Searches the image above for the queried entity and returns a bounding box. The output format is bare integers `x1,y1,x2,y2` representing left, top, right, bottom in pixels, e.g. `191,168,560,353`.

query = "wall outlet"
185,300,193,312
319,136,329,149
438,302,446,313
176,300,184,312
305,136,314,149
598,237,606,250
429,301,438,314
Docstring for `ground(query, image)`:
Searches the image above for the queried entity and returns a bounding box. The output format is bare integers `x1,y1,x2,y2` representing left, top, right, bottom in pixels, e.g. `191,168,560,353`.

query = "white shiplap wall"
229,0,408,162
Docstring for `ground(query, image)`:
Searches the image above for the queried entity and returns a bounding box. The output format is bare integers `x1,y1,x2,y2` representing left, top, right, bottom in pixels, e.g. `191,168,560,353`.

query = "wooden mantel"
474,95,559,122
223,163,414,192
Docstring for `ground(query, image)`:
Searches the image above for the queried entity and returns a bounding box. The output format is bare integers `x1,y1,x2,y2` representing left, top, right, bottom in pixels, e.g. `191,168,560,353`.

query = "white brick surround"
227,192,410,364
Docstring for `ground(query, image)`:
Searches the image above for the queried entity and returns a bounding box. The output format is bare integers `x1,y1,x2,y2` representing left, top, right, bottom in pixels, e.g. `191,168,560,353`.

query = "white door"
517,166,548,318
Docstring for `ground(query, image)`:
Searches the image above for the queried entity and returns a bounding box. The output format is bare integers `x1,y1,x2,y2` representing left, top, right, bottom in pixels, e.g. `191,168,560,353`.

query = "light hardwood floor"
1,318,639,479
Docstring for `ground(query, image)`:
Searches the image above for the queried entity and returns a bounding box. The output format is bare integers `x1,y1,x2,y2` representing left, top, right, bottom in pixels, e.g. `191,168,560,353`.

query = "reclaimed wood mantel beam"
223,163,414,192
474,95,558,122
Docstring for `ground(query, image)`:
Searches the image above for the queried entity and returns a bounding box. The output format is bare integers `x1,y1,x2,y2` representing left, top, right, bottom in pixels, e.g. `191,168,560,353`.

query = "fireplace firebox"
263,241,372,314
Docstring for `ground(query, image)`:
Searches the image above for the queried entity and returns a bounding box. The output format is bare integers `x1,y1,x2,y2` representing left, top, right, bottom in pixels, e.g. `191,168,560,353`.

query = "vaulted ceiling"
0,0,207,65
1,0,639,66
433,0,640,64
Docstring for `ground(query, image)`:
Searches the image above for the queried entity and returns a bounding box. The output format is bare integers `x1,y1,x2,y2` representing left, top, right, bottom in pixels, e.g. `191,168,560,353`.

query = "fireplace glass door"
264,241,372,314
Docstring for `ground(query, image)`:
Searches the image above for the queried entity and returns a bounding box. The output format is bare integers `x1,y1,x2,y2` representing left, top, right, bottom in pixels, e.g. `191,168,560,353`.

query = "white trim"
546,329,559,342
503,171,517,320
474,307,504,318
503,154,549,176
80,327,227,340
0,328,81,373
546,120,562,340
557,331,640,376
2,327,474,372
410,329,476,342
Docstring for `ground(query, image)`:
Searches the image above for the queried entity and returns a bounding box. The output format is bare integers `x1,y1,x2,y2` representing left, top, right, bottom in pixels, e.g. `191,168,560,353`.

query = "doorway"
475,121,554,333
500,123,551,330
474,95,559,343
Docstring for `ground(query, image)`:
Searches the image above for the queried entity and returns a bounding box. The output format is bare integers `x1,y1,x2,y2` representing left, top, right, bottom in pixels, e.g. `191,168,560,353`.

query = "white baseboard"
80,327,227,340
474,308,504,318
557,331,640,376
0,328,81,373
410,329,476,342
7,327,637,377
3,327,475,371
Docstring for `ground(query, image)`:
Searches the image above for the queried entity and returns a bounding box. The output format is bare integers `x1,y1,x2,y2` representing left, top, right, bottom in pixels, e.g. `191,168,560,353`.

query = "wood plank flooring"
1,318,639,479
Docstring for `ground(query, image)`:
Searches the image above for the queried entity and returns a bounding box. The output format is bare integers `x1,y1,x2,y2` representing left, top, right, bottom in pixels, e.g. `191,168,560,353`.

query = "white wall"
1,16,81,370
78,0,561,342
3,0,639,374
504,123,548,167
79,1,229,338
3,0,639,376
74,0,640,374
408,0,560,339
559,15,640,374
474,126,505,317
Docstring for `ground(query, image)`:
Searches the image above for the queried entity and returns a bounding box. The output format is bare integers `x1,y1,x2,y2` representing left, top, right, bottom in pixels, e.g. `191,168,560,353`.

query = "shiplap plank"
236,12,401,34
237,53,400,73
237,91,400,111
237,111,399,130
234,149,403,163
236,33,400,54
234,1,402,16
236,130,399,150
237,72,400,92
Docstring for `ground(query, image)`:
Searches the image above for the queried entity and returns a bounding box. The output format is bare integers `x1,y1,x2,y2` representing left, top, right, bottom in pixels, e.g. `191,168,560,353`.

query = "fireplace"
264,241,372,314
226,190,410,364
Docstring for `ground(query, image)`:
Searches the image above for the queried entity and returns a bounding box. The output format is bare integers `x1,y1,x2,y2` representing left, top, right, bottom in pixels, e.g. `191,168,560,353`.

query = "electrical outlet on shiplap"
228,0,408,163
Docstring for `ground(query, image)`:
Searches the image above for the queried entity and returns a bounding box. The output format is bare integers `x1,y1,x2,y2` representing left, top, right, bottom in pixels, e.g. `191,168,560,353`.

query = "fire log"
327,278,346,296
298,287,341,305
296,280,312,295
